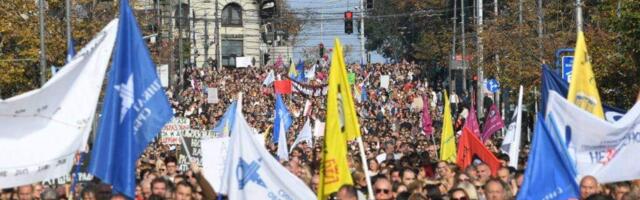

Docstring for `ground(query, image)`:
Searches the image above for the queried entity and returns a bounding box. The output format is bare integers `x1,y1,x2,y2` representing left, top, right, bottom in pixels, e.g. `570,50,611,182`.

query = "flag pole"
356,136,375,200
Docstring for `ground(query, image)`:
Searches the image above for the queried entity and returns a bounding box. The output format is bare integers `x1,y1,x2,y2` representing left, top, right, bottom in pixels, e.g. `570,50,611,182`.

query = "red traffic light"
345,11,353,20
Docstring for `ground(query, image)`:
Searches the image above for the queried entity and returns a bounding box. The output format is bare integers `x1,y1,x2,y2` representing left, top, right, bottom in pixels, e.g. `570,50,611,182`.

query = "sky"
287,0,386,64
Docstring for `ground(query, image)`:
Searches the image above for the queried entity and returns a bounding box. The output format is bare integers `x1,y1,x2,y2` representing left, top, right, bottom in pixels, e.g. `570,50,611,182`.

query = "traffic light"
345,11,353,34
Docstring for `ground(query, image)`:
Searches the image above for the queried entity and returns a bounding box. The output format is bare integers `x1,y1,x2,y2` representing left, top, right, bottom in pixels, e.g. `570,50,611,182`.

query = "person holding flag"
88,0,174,198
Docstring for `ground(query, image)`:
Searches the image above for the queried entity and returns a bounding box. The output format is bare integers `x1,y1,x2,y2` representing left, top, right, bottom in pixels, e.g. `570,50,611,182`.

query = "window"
221,40,243,67
174,3,189,29
221,3,242,26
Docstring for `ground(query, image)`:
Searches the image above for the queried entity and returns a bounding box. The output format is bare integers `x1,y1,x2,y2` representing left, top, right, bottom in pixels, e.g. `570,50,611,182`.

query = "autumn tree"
0,0,116,98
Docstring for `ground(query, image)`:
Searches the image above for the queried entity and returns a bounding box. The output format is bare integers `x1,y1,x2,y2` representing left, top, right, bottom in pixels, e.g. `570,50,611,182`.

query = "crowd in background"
3,61,640,200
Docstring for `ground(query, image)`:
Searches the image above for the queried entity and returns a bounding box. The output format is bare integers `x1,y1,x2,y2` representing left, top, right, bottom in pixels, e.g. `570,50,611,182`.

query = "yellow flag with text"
567,31,604,119
440,90,456,162
318,38,360,200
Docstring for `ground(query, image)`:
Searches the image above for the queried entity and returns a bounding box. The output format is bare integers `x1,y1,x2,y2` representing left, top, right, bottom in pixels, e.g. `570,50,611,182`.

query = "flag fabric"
262,70,275,86
296,61,306,82
353,84,362,103
348,72,356,85
516,114,579,200
288,59,298,79
274,56,284,68
361,83,367,102
440,90,456,163
481,104,505,141
567,31,605,119
67,37,76,63
422,95,434,135
303,100,313,117
212,100,238,137
0,19,117,188
456,128,501,176
272,94,292,144
276,118,289,161
546,91,640,183
290,119,313,152
500,86,523,168
88,1,174,198
219,94,316,199
540,65,624,122
318,38,360,200
313,119,325,138
305,64,316,80
464,100,481,138
274,80,292,94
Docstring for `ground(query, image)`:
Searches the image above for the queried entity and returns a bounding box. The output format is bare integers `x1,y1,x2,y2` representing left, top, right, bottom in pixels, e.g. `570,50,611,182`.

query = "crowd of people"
3,61,640,200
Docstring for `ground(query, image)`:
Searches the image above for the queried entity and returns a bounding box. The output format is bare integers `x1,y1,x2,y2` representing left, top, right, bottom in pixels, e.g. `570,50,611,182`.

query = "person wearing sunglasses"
373,176,393,200
449,188,470,200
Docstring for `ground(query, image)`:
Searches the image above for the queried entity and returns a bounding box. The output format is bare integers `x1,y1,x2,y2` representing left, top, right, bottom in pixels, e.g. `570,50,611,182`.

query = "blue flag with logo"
213,100,238,136
296,61,306,82
541,65,624,121
88,0,173,198
516,114,579,200
272,94,292,144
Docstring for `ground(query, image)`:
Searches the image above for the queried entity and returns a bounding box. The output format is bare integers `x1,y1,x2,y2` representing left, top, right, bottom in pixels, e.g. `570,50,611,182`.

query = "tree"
0,0,116,98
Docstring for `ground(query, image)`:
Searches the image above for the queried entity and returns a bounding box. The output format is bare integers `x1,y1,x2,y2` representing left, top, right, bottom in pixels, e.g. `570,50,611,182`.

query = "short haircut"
165,156,178,164
176,181,194,193
484,178,508,191
337,184,357,198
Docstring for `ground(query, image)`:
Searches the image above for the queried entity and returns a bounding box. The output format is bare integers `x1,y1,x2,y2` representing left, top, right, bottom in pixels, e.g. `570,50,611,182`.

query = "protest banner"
160,117,190,145
207,87,219,104
177,129,215,172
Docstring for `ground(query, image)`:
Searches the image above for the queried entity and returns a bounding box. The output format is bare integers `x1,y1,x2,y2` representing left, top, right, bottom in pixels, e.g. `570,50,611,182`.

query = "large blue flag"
88,0,173,198
212,100,238,136
541,65,624,121
516,114,579,200
272,94,292,144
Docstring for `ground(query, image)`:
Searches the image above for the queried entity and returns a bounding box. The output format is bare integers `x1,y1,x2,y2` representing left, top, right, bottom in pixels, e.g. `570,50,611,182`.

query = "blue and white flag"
262,70,275,86
213,100,238,137
88,0,173,198
516,114,580,200
546,91,640,183
290,118,312,152
276,118,289,161
272,94,292,144
67,36,76,63
219,94,316,199
541,65,624,122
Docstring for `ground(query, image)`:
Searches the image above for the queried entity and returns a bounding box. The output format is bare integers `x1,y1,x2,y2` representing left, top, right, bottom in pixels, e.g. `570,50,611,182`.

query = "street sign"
562,56,574,83
486,79,500,93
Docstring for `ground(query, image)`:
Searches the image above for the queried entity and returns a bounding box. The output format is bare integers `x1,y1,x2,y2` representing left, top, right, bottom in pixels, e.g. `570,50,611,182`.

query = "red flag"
456,127,501,176
422,95,433,135
274,80,292,94
481,104,505,141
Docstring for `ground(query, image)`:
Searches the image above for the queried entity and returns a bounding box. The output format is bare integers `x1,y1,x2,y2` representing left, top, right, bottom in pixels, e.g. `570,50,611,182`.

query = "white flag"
290,119,313,152
0,19,118,188
313,119,325,138
277,118,289,161
262,70,275,86
219,94,316,199
546,91,640,183
500,86,523,168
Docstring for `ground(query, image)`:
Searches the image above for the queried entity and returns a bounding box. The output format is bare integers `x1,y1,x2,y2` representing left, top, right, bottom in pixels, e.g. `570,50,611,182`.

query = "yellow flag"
318,38,360,200
440,90,456,162
567,31,604,119
289,59,298,77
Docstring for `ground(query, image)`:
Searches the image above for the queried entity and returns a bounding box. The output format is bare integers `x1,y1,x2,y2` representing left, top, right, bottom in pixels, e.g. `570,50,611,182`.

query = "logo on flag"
237,158,266,189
